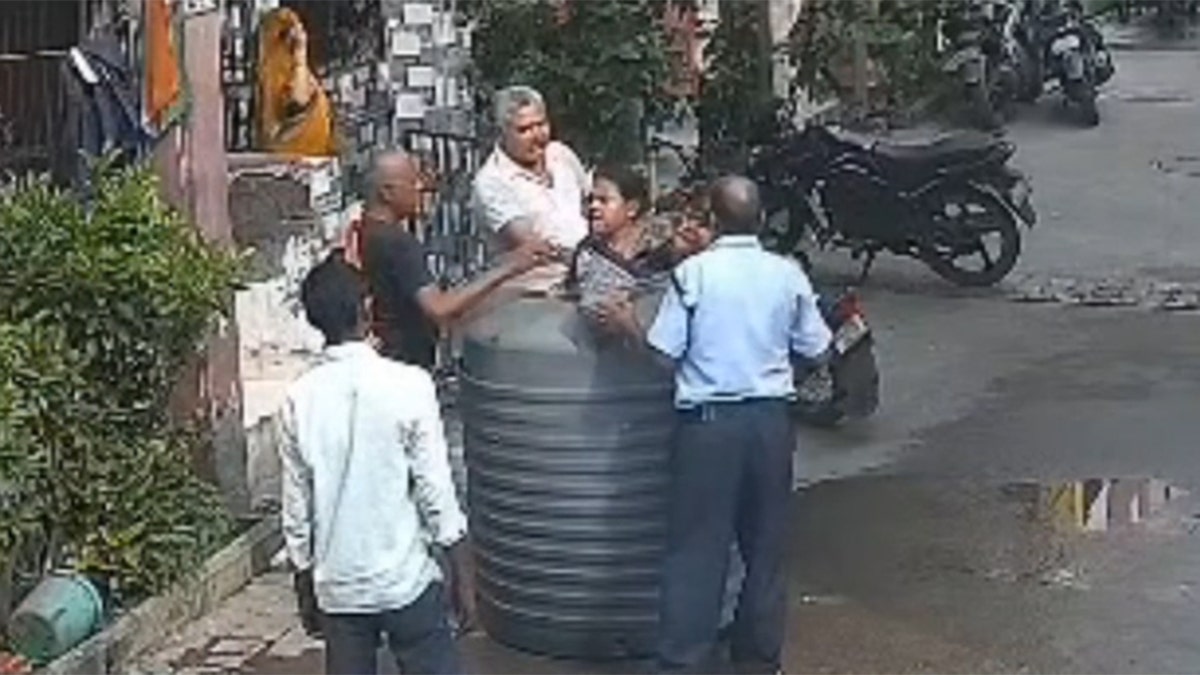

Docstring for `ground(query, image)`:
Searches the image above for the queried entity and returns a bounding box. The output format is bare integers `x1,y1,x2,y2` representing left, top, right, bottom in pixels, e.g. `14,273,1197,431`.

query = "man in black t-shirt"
358,151,551,369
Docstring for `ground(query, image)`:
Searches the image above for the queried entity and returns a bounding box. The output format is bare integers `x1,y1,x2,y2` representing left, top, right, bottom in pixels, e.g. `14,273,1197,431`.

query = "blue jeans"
656,400,793,674
322,583,461,675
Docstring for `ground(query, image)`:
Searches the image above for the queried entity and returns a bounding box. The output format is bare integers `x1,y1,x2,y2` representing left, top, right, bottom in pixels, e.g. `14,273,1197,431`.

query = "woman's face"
588,177,639,240
671,216,714,260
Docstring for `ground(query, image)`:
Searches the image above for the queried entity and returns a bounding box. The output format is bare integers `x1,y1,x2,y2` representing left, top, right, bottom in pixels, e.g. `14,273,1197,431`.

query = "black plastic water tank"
460,292,674,659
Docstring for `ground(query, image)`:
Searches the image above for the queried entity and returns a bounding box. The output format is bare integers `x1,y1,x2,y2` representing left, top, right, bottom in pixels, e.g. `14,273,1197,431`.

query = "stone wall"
227,154,350,511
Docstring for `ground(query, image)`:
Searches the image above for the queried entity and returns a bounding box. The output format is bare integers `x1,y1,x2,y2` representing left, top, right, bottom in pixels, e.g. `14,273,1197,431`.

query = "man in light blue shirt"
600,176,831,673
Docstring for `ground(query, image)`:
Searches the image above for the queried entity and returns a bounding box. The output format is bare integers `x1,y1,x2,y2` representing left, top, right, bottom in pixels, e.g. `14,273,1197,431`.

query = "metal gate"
0,0,119,176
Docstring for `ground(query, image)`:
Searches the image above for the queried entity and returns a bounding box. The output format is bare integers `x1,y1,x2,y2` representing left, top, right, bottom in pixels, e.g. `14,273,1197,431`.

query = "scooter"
793,289,880,428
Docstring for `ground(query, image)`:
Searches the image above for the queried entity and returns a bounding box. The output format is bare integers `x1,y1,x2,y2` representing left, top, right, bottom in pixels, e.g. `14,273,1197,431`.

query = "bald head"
365,149,422,221
709,175,761,235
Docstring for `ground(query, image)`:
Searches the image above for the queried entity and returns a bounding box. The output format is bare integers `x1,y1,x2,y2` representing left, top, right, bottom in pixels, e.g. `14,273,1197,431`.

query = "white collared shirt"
279,341,467,614
471,140,590,250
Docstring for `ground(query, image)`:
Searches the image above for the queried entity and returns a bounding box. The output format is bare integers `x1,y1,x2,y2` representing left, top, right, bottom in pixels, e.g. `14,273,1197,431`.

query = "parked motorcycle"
940,1,1019,130
793,288,879,428
752,122,1037,287
1019,0,1114,126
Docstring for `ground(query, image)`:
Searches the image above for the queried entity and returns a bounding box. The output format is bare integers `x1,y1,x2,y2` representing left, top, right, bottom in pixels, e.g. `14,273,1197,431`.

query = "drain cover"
1153,155,1200,177
1117,89,1193,104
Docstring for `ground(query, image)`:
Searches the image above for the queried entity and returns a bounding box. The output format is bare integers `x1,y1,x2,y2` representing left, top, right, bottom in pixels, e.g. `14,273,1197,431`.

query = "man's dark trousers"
656,400,793,674
322,582,461,675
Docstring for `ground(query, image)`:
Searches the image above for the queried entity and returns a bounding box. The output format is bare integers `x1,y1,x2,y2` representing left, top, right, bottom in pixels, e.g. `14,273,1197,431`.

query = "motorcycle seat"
871,130,1003,166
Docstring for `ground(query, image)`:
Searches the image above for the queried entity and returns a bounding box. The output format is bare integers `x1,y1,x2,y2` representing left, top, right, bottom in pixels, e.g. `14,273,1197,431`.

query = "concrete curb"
41,516,282,675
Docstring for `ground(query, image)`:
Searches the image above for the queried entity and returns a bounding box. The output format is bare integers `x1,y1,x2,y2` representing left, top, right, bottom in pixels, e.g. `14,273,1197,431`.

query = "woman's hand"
594,292,639,338
288,24,309,60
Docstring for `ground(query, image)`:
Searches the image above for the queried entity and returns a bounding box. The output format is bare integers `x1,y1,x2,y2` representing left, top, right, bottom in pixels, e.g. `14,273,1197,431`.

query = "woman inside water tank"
568,164,679,315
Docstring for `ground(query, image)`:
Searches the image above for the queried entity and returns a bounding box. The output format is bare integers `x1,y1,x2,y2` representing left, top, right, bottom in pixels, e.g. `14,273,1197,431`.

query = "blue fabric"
323,582,462,675
646,235,832,409
656,401,793,673
52,30,151,194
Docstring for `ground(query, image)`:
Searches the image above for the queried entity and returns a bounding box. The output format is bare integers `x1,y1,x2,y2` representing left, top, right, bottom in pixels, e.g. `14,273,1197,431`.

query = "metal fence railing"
0,1,85,175
403,129,486,287
0,0,132,177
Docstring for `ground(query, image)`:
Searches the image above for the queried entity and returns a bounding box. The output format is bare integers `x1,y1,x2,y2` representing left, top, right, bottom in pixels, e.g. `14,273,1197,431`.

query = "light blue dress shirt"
646,235,832,409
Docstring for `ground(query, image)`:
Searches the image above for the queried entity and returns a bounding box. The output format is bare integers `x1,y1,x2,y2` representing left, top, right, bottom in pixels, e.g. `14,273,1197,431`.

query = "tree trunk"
699,0,773,172
0,552,14,632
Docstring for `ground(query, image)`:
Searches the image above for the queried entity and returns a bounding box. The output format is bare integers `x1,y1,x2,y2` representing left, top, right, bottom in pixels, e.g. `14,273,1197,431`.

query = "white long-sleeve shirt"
278,341,467,614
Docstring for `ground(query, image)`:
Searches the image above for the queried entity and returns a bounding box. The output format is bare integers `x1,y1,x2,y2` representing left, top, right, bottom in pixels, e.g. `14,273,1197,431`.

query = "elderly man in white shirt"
280,253,473,674
472,85,589,288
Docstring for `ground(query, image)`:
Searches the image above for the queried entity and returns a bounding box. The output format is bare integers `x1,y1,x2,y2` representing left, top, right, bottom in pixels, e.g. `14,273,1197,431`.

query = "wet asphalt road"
785,29,1200,674
246,32,1200,675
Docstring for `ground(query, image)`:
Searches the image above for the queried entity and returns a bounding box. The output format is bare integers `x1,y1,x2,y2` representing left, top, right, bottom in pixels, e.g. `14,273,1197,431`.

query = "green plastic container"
9,572,104,664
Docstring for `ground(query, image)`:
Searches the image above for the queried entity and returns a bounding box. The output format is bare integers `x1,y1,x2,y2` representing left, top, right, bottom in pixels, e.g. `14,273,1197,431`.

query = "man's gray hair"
494,85,546,130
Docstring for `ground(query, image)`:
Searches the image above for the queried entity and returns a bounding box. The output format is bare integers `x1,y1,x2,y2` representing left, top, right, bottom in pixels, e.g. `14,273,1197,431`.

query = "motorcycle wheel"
1117,1,1130,23
792,369,846,428
967,83,1002,130
922,186,1023,287
1016,52,1043,103
762,202,818,272
1074,80,1101,127
793,342,881,429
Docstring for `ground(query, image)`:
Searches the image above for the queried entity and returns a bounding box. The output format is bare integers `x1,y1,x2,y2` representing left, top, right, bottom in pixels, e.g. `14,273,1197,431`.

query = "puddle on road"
793,476,1188,592
789,475,1198,672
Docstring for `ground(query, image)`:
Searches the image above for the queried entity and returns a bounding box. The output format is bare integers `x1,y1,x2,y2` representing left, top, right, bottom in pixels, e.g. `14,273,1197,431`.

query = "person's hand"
594,292,638,337
288,24,308,59
446,540,479,635
292,568,323,638
506,238,558,275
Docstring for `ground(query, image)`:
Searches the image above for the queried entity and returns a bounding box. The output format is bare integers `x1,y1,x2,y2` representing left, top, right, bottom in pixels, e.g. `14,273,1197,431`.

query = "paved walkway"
130,535,1015,675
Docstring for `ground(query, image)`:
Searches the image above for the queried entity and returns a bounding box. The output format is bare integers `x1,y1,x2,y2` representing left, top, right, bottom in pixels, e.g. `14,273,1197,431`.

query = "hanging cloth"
144,0,185,133
50,27,151,191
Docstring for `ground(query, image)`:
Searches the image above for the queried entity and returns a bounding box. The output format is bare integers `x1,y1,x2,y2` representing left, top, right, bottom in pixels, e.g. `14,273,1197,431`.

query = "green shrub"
0,167,239,433
0,163,239,603
0,321,81,569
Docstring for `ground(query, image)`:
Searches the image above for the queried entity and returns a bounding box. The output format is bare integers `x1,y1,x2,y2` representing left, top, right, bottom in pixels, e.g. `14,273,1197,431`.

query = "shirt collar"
713,234,762,249
491,144,553,188
324,341,377,361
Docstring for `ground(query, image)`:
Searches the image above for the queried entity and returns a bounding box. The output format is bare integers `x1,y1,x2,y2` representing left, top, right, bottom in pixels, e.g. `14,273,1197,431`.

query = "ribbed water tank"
460,292,674,659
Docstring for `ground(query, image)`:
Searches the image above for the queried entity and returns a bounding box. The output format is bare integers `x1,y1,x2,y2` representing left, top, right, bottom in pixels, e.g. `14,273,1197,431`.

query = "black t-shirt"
361,221,437,369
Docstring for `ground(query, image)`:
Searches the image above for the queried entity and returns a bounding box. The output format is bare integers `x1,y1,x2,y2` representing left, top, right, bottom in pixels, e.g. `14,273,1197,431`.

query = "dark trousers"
323,583,462,675
656,400,793,674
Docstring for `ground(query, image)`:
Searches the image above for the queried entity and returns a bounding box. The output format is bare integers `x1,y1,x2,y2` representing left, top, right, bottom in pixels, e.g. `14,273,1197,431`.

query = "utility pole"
159,0,248,514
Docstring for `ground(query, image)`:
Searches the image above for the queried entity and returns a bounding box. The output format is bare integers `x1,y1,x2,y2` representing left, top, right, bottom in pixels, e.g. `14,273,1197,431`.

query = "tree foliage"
788,0,950,118
0,163,239,607
698,0,775,171
464,0,684,164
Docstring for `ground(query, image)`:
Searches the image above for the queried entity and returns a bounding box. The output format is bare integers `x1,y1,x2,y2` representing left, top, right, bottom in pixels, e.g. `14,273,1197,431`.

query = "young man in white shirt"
280,254,473,674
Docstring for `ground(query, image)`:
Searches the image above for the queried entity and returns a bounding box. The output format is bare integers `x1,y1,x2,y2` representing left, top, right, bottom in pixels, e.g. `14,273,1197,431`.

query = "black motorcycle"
1019,0,1114,126
793,288,879,428
940,0,1019,130
752,123,1037,287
